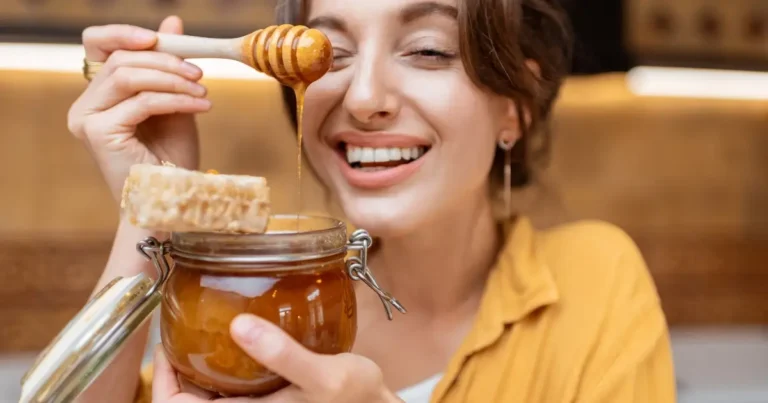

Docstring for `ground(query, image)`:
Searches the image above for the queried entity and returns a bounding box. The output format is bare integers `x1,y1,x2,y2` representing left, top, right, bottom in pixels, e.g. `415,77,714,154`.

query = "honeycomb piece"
120,163,270,234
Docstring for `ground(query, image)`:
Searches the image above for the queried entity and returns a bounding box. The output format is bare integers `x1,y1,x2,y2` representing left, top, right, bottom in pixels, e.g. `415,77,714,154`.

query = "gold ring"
83,58,105,81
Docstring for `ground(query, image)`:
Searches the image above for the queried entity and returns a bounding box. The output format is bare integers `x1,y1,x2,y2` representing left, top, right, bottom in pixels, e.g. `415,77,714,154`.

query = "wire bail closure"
137,238,173,295
346,229,407,320
135,229,406,321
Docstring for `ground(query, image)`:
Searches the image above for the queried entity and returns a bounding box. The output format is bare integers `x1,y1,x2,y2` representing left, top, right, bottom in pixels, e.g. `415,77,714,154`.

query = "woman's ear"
497,97,523,144
497,58,541,142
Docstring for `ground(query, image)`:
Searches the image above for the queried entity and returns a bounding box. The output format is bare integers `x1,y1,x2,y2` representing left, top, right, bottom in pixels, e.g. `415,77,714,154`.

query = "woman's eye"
330,48,353,70
405,48,456,67
414,49,452,59
332,48,352,60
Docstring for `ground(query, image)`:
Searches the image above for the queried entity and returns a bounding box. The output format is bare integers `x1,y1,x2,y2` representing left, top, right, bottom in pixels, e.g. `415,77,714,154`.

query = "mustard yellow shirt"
135,217,676,402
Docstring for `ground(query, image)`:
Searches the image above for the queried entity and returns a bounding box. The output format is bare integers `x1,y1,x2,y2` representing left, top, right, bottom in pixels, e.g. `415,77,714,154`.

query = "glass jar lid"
19,273,161,403
170,214,348,264
19,238,171,403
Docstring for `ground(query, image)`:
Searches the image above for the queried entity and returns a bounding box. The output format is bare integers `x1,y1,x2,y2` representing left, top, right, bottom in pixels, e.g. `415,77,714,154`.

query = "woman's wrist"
94,216,167,293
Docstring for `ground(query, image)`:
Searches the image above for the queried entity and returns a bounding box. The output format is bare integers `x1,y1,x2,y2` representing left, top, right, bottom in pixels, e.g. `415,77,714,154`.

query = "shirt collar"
458,216,560,359
492,215,560,324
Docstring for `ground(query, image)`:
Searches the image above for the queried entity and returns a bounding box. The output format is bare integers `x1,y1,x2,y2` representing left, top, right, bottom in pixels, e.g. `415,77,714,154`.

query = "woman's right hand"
68,16,211,203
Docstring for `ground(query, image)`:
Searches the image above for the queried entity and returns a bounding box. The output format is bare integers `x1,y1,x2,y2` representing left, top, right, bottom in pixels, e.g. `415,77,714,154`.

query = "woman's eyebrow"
307,1,457,32
307,15,348,33
400,1,458,24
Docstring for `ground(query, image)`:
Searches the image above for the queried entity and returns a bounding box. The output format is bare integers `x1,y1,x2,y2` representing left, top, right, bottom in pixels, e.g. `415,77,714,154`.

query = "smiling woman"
279,0,571,193
62,0,676,402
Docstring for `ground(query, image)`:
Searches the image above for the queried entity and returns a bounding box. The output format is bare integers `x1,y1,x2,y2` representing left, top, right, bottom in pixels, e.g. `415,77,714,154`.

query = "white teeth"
374,148,390,162
346,147,361,163
389,148,402,160
360,147,375,163
345,145,428,165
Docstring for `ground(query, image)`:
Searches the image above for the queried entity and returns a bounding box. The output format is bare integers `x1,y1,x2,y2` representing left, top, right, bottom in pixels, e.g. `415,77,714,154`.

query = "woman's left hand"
152,314,403,403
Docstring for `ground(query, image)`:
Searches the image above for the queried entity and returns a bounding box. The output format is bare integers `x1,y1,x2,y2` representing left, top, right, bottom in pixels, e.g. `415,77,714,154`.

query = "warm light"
2,43,767,99
627,66,768,101
0,42,271,81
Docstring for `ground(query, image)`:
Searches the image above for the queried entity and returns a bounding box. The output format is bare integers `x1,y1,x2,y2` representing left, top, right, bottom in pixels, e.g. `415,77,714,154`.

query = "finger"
217,385,303,403
85,92,210,140
89,66,206,112
178,375,217,400
159,15,184,35
152,345,182,400
93,50,203,87
230,314,329,392
106,50,202,80
82,24,158,62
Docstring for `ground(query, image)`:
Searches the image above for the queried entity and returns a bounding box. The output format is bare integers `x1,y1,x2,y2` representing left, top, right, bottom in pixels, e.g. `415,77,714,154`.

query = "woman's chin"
341,201,424,240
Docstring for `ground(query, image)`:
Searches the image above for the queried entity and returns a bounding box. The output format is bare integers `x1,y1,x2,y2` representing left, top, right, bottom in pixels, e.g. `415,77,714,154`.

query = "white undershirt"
396,373,443,403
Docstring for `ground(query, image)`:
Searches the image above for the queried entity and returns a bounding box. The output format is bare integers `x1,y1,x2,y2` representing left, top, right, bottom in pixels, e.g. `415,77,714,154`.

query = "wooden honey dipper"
153,24,333,87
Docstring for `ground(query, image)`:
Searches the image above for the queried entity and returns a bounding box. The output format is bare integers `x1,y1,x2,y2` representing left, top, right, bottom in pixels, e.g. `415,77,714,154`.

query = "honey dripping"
294,83,307,232
247,25,333,231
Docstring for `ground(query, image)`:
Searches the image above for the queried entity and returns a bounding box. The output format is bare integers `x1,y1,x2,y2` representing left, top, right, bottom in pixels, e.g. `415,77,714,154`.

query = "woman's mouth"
334,142,431,189
341,144,430,171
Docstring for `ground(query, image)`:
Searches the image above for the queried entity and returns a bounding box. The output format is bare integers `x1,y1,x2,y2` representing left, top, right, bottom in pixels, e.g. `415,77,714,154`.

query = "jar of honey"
19,215,405,402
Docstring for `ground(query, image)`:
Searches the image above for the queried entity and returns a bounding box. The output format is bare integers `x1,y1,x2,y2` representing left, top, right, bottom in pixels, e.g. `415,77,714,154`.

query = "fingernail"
190,83,207,97
133,29,156,42
194,98,212,109
231,316,283,357
181,62,202,79
231,315,265,344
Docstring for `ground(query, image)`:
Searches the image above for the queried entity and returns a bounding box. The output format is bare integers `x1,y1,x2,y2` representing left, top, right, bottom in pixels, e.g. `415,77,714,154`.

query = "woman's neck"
368,192,501,314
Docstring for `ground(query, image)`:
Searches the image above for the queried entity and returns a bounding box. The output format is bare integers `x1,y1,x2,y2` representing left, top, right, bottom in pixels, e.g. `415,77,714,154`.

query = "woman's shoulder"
532,219,660,303
537,219,641,257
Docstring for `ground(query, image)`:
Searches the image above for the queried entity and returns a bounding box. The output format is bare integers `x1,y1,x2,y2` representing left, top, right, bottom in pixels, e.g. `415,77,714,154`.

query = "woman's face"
301,0,514,237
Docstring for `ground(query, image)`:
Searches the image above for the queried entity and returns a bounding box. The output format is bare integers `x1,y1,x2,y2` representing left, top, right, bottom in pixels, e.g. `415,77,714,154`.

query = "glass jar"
18,215,405,403
161,215,356,396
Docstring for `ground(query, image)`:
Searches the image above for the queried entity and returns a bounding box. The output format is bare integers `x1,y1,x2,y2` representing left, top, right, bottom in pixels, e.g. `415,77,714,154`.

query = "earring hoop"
498,138,515,151
498,139,514,218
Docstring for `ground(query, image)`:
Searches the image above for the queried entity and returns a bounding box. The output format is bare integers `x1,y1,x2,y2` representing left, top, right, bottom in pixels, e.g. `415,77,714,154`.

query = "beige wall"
1,70,767,351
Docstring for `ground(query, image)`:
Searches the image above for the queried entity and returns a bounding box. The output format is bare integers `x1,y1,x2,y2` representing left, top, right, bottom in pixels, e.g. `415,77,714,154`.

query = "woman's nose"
342,57,400,126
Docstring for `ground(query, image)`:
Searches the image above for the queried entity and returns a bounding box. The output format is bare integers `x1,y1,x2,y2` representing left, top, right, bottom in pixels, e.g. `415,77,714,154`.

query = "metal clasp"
346,229,407,320
136,237,173,294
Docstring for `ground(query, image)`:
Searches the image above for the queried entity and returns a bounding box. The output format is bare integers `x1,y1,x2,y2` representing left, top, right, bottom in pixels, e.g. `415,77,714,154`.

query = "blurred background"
0,0,767,402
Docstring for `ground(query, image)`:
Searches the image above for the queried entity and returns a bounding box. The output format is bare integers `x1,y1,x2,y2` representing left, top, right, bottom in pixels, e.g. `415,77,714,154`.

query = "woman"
67,0,677,402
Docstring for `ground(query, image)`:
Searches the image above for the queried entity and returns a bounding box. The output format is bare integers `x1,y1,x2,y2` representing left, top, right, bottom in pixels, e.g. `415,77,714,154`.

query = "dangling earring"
498,138,515,219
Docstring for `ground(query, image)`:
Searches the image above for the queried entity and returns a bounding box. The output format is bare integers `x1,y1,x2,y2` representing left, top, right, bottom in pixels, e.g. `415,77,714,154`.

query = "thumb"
158,15,184,35
230,314,328,392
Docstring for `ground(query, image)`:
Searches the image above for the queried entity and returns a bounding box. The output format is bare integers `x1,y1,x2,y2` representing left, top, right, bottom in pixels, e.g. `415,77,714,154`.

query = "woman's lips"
329,131,431,149
328,131,431,189
334,150,426,190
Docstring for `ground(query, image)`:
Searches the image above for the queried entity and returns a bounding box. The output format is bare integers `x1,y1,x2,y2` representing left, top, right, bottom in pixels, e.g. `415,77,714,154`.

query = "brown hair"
275,0,573,187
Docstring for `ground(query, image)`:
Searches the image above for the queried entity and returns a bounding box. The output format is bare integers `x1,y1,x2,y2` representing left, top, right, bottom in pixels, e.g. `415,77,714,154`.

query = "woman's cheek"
406,75,500,192
301,79,343,147
403,72,480,126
